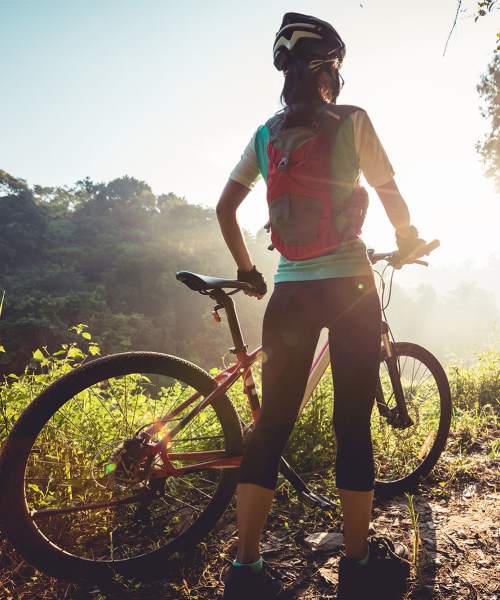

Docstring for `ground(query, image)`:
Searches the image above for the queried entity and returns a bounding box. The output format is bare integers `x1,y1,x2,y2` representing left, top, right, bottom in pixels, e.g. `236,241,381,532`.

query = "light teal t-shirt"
275,239,372,283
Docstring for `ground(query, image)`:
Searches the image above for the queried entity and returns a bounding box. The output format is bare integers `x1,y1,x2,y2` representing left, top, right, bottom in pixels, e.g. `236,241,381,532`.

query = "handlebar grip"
411,239,440,261
396,239,441,268
424,239,440,255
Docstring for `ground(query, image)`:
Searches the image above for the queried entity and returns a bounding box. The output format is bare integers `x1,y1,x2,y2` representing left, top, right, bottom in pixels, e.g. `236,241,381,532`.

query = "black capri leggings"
239,275,382,492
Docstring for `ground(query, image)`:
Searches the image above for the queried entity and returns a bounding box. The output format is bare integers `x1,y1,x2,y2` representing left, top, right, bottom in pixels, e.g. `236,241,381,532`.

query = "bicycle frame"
142,339,334,478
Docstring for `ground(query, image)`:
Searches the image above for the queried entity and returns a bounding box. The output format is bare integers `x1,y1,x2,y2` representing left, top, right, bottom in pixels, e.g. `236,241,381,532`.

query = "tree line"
0,171,277,375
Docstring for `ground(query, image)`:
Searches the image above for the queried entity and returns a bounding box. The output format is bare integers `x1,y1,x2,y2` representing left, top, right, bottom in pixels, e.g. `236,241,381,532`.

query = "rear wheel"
0,352,242,582
373,342,452,497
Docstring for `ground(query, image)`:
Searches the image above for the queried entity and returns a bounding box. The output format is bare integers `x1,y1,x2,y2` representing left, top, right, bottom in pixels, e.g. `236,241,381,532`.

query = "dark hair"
280,59,342,128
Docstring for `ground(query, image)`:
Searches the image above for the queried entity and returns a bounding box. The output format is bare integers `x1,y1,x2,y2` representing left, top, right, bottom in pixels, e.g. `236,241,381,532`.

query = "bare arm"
216,179,254,271
374,178,411,232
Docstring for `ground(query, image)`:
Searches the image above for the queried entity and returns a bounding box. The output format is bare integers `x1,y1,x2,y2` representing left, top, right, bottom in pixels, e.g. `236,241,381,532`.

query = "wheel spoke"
32,492,146,519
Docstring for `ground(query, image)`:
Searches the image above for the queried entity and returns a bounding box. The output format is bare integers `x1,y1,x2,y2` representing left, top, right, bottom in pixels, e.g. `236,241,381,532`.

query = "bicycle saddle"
176,271,251,292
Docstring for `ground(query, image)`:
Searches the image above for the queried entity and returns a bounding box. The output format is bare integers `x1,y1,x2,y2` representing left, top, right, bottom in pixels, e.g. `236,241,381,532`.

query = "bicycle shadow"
411,494,440,599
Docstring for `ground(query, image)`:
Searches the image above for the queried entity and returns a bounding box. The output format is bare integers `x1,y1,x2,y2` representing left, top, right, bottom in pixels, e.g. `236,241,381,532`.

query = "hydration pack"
263,105,368,261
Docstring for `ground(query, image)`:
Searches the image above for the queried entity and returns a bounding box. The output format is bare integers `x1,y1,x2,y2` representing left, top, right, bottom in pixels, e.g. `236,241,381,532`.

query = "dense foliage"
0,170,276,375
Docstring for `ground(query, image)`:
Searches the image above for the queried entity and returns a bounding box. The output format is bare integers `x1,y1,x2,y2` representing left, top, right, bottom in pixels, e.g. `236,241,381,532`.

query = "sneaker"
337,536,410,600
222,562,283,600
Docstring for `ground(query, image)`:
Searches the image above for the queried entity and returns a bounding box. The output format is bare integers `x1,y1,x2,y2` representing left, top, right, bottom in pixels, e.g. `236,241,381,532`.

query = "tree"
477,53,500,191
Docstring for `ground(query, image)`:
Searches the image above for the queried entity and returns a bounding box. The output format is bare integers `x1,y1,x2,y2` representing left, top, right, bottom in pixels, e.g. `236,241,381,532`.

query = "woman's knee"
333,418,375,490
239,419,293,489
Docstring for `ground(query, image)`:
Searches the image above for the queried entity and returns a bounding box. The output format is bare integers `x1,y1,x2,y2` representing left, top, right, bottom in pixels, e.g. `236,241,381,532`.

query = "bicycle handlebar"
369,239,440,267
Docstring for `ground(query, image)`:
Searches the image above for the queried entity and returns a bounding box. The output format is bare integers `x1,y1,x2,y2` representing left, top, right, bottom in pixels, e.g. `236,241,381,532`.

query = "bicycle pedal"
299,491,336,511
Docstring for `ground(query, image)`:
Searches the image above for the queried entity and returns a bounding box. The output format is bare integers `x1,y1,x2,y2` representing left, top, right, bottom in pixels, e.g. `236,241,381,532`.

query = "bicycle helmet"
273,12,346,73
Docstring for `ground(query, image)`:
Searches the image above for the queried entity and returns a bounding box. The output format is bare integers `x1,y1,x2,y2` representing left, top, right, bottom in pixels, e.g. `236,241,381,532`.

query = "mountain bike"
0,240,451,583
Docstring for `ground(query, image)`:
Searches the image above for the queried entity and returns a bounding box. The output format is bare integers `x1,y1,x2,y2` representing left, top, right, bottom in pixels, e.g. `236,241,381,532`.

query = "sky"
1,0,499,279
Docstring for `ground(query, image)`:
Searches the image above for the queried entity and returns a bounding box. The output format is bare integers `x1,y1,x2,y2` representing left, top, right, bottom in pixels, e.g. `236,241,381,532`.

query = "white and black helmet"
273,12,346,73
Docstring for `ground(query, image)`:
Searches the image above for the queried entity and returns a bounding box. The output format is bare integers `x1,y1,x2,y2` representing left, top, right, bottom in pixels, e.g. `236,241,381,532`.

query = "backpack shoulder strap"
315,104,362,138
265,111,286,139
255,112,287,182
255,111,289,182
324,104,363,119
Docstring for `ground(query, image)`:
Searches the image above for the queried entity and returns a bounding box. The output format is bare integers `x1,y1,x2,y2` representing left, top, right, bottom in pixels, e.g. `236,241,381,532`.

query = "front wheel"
373,342,452,498
0,352,243,582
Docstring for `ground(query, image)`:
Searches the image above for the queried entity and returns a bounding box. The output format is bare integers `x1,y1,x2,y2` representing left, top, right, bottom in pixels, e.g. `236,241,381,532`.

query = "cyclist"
216,12,426,600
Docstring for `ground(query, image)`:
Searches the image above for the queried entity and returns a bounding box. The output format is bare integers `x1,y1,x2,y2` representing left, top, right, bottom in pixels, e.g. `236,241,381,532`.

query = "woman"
216,13,425,600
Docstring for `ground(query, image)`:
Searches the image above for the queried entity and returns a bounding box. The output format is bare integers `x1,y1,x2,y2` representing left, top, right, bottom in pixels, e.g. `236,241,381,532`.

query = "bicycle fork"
378,322,413,429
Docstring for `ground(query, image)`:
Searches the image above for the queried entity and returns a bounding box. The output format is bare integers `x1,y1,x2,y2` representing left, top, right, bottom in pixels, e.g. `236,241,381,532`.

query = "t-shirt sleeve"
229,129,261,190
352,110,395,188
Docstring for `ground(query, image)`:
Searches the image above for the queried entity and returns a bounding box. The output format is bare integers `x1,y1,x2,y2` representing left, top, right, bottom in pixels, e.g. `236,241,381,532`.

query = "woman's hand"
237,266,267,299
395,225,428,263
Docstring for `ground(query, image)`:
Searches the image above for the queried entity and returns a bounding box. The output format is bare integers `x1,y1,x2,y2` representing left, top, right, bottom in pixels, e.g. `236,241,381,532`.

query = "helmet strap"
308,56,340,72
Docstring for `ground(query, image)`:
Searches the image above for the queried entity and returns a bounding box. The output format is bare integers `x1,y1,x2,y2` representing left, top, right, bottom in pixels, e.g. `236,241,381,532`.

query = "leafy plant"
405,493,421,580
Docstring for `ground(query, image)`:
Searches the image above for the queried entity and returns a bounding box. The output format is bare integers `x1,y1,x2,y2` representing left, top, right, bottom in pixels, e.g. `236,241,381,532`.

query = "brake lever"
389,256,429,269
391,239,439,269
388,253,403,269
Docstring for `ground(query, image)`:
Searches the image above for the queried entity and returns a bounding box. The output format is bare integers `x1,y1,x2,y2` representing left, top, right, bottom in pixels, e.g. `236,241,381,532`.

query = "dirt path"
303,486,500,600
1,452,498,599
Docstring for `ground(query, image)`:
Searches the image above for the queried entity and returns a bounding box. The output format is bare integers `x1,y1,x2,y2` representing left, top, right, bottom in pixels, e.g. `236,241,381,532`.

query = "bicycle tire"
0,352,243,582
374,342,452,498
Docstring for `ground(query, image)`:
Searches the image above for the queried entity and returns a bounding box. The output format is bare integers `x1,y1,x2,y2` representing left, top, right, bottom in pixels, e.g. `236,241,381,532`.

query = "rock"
261,545,283,557
318,566,338,586
462,484,477,499
304,532,344,552
431,555,442,565
477,558,492,567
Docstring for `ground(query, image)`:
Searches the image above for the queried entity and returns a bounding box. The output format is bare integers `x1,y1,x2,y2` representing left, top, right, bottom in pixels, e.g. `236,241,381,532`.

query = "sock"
233,556,264,573
356,546,370,566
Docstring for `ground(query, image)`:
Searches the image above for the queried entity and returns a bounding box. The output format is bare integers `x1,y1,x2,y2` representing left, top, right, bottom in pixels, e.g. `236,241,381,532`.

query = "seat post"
211,290,247,354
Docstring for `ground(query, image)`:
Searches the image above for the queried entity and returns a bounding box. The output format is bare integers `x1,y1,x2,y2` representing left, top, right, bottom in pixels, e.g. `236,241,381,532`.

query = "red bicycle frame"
141,345,261,477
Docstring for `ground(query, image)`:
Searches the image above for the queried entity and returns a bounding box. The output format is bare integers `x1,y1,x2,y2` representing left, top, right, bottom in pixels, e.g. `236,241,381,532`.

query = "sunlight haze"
1,0,498,272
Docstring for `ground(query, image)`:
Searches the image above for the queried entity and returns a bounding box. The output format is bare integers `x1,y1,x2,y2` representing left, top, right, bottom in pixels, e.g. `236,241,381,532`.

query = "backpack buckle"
278,155,289,171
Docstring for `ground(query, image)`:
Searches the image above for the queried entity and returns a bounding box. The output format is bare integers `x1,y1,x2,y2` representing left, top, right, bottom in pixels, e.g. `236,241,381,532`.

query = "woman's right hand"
237,266,267,299
395,225,427,263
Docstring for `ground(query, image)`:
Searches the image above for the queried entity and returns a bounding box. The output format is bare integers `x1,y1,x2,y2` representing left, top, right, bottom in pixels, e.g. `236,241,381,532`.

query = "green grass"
0,328,498,566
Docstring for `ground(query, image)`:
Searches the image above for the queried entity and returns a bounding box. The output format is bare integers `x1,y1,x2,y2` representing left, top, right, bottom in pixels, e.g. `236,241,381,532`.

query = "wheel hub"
386,407,414,430
105,437,150,487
